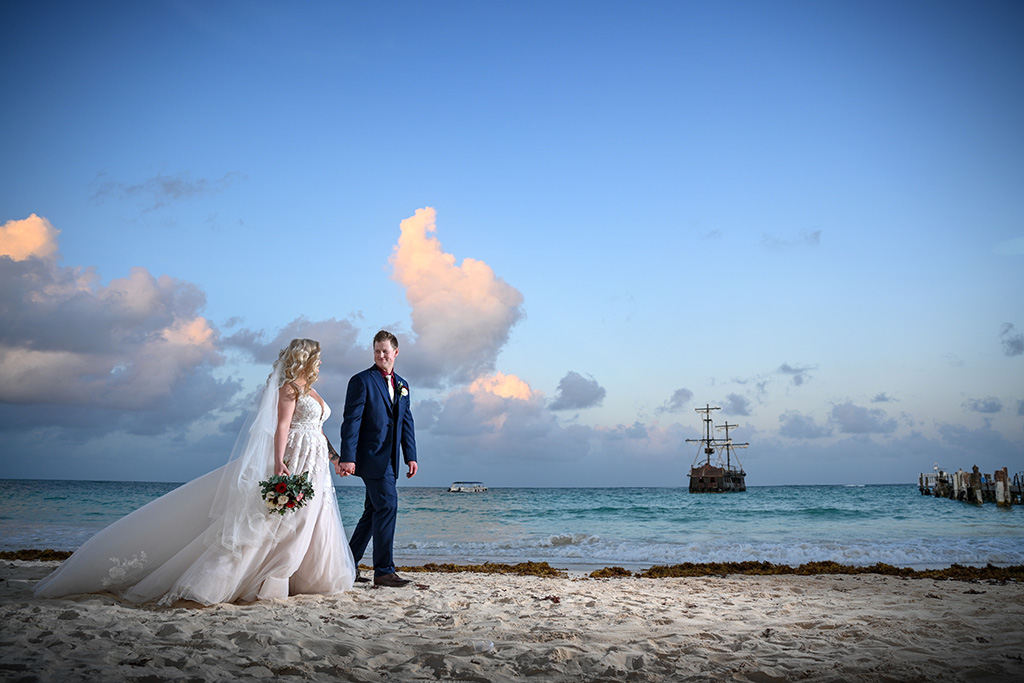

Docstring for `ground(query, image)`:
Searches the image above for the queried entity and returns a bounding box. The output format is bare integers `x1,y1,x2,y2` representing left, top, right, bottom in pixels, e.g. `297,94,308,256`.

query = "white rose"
278,495,290,505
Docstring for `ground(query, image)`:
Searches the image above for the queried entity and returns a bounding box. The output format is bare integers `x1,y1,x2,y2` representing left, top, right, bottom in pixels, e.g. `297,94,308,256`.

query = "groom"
335,330,418,587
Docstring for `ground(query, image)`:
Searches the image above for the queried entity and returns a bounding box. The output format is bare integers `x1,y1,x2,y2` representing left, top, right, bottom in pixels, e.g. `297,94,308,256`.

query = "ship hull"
689,463,746,493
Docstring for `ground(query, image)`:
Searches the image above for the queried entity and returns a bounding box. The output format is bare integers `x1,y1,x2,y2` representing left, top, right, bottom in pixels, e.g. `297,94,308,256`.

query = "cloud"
91,171,242,211
421,373,578,454
0,215,234,429
390,208,525,387
963,397,1002,414
470,372,536,401
779,411,833,439
1000,323,1024,357
416,373,694,485
761,229,822,249
871,393,896,403
830,402,897,434
0,214,60,261
722,393,751,416
658,387,694,413
937,421,1019,456
225,316,365,373
425,372,544,437
778,363,815,386
549,371,606,411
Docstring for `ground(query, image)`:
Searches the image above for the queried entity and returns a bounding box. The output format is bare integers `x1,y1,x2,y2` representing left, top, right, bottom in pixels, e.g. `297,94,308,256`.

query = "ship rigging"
686,404,748,493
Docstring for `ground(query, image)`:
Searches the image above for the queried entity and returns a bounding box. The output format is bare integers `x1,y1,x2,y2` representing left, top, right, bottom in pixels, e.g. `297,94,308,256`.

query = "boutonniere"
396,379,409,398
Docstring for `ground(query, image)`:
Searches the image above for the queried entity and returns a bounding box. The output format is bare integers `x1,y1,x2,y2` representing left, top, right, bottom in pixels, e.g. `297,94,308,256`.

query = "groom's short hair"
373,330,399,349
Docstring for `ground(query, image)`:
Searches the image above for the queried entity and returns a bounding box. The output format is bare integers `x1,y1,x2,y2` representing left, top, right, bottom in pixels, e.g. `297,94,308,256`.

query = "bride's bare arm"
274,383,299,476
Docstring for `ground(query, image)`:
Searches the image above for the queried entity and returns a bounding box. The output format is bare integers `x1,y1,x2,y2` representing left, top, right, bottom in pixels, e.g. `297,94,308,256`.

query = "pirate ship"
686,404,748,493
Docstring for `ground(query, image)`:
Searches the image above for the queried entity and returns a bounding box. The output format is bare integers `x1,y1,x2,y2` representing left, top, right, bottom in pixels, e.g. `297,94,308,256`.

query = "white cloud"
390,207,525,387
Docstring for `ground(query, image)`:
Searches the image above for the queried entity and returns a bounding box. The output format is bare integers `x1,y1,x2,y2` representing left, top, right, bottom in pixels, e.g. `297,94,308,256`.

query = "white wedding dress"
34,374,356,605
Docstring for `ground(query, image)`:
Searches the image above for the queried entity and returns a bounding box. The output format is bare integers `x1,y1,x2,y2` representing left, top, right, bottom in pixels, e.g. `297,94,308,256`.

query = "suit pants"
349,464,398,576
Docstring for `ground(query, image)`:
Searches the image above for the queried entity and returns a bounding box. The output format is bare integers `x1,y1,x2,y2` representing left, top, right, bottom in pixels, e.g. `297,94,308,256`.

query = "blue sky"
2,0,1022,487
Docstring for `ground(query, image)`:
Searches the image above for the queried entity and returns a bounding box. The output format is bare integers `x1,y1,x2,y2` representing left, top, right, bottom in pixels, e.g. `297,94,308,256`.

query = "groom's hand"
336,461,356,477
406,461,418,478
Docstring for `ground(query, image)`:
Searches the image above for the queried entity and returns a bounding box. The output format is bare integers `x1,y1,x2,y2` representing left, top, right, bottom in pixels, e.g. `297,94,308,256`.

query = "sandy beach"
2,560,1023,682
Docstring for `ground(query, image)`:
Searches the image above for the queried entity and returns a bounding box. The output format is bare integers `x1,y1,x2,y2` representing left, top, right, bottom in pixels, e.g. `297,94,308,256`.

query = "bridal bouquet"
259,471,315,515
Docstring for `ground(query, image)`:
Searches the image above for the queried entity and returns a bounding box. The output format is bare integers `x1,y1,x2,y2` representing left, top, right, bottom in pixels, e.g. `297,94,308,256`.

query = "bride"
34,339,356,605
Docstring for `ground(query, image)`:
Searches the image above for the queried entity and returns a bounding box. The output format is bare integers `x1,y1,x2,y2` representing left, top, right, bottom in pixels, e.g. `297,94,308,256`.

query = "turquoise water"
2,480,1022,569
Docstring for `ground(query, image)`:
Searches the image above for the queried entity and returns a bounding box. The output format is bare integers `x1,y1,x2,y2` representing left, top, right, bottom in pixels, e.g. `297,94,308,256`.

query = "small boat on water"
447,481,488,492
686,404,747,493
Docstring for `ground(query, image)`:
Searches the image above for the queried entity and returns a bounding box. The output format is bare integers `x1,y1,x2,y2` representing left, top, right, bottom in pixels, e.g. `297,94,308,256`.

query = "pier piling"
995,468,1011,508
918,466,1021,506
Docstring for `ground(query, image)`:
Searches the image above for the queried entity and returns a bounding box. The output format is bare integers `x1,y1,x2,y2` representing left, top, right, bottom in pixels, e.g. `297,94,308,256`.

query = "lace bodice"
290,392,330,429
284,392,331,480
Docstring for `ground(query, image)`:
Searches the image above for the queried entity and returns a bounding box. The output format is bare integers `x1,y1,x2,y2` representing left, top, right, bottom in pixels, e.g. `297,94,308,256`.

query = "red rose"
286,500,296,508
275,482,288,493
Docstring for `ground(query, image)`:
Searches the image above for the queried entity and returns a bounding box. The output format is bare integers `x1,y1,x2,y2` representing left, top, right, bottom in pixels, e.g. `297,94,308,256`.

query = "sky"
1,0,1022,488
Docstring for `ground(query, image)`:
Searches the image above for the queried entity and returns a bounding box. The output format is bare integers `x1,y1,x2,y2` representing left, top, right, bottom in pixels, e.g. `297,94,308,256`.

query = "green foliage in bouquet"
259,471,315,515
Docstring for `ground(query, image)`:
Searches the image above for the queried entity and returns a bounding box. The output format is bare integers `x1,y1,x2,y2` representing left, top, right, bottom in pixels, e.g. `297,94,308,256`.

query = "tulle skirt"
34,460,356,605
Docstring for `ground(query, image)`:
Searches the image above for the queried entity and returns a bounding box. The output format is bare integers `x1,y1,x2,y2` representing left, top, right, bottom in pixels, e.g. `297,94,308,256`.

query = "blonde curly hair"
276,338,321,396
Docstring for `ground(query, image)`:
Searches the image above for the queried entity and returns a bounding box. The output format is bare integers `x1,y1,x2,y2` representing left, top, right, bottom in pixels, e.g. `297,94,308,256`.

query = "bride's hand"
275,462,290,477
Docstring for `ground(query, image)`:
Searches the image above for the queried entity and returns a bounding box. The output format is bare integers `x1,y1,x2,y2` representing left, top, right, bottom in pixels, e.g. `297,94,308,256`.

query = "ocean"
2,480,1022,570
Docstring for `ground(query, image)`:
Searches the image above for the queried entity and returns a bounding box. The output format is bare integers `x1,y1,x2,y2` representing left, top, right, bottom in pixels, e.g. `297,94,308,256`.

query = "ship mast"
686,403,750,493
685,404,720,466
715,422,748,473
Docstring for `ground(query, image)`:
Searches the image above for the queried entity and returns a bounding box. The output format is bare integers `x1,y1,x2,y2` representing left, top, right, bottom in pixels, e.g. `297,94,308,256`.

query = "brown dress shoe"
354,573,371,583
373,573,412,587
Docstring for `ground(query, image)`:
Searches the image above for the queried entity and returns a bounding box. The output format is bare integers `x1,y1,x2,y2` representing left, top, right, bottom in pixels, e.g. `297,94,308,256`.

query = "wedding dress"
34,364,356,605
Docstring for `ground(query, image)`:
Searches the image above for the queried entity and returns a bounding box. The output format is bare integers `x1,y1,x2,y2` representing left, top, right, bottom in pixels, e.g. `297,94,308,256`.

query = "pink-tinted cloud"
469,372,536,401
420,372,543,435
0,214,60,261
390,207,524,386
0,216,228,414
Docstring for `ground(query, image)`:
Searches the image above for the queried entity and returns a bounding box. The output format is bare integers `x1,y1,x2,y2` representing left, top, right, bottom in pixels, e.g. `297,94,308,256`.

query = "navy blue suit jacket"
339,366,416,480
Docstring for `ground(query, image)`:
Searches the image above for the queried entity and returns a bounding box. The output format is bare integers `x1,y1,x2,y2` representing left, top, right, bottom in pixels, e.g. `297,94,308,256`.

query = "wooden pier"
919,466,1023,506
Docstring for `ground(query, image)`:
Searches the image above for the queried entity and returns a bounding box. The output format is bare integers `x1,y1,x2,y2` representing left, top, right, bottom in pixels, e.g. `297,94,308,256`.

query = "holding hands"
327,438,354,477
331,459,416,478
